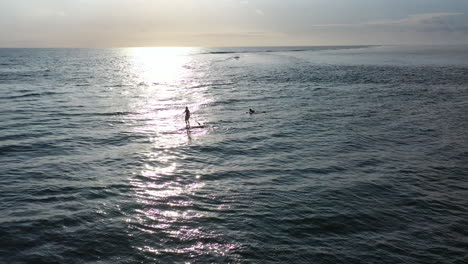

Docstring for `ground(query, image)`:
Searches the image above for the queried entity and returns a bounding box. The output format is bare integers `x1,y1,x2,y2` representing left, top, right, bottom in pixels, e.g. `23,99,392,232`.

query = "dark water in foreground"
1,46,468,263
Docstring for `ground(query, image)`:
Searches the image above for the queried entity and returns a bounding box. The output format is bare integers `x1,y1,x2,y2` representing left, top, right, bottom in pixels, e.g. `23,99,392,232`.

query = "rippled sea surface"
1,46,468,263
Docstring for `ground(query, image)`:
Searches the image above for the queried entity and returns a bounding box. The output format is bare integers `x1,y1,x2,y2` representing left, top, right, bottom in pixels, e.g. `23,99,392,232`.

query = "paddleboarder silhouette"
183,106,191,128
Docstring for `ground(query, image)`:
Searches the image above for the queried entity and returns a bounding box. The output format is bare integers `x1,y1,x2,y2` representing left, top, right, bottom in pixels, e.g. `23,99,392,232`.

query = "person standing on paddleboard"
183,106,191,128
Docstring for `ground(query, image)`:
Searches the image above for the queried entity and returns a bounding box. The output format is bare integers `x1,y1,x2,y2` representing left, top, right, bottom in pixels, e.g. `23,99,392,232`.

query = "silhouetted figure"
184,106,191,128
249,108,255,114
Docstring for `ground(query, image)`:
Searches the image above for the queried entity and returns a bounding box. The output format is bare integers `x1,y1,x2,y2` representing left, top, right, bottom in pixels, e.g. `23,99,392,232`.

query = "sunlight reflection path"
123,47,212,147
120,47,233,260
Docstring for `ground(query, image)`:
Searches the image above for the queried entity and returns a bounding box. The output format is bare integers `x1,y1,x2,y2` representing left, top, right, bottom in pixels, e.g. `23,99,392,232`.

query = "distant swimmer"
247,108,266,114
183,106,191,128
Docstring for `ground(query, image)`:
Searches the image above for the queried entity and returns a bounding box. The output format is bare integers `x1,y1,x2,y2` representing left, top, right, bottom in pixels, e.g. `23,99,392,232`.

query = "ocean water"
1,45,468,263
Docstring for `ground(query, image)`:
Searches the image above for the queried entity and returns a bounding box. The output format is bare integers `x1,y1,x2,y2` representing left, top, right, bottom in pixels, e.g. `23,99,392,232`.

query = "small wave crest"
0,91,62,100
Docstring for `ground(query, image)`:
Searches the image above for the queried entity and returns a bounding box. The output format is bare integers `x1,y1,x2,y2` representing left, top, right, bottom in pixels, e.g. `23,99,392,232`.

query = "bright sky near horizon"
1,0,468,47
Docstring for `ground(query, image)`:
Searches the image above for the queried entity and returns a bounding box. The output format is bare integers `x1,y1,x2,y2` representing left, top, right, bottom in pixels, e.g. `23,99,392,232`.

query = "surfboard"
179,125,206,131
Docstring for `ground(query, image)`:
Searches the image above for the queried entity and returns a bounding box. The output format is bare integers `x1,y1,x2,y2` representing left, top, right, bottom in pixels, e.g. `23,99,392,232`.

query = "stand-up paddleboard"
179,125,207,131
186,125,206,129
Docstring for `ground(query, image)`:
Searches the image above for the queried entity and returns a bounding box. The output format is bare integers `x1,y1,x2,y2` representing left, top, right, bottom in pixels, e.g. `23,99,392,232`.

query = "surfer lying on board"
247,108,266,114
183,106,190,127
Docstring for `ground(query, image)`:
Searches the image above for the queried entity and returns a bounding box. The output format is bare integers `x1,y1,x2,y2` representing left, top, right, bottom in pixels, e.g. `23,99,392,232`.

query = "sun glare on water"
122,47,211,145
121,47,222,257
128,47,195,85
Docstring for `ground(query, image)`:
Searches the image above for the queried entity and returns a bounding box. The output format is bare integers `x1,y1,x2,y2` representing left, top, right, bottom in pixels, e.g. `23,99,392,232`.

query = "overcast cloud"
0,0,467,47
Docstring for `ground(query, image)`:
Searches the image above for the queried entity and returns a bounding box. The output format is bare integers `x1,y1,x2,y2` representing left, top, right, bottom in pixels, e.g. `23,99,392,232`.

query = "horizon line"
1,43,468,49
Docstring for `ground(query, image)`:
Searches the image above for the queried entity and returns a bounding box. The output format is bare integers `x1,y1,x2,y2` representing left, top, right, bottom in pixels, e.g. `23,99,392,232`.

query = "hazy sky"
1,0,468,47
